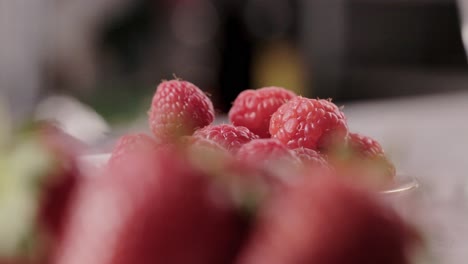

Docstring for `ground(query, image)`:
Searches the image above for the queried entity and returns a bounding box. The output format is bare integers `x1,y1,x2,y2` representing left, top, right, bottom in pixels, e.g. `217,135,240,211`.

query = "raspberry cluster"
142,79,395,187
1,79,419,264
94,80,414,264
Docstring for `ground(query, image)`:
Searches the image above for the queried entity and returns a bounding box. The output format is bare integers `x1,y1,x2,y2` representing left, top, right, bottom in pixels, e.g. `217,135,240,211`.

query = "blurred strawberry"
237,174,420,264
54,148,248,264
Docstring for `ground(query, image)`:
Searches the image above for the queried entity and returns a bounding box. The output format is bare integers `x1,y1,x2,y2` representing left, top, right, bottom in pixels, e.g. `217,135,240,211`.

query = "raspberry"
148,80,215,142
236,138,299,167
327,133,396,189
269,96,348,150
349,133,385,158
57,148,247,264
292,147,329,168
238,175,419,264
193,124,259,153
228,87,296,138
108,133,159,168
347,132,396,178
181,136,231,173
181,136,226,153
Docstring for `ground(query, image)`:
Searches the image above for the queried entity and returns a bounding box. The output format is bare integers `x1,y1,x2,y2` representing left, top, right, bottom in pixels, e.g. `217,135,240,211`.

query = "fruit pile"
145,79,396,189
0,79,420,264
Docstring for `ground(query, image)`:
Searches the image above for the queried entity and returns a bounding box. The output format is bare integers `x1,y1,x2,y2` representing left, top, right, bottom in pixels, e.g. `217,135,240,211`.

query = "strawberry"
148,79,215,142
237,175,420,264
269,97,348,151
54,148,248,264
229,87,296,138
193,124,259,154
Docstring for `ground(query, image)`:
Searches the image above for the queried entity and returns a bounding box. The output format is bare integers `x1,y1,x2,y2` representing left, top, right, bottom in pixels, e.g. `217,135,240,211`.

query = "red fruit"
328,133,396,189
181,136,226,152
148,79,215,142
269,97,348,150
194,124,259,153
229,87,296,138
55,149,247,264
237,175,419,264
293,147,329,169
236,138,299,168
348,132,388,160
108,133,159,168
181,136,233,177
0,124,81,263
38,163,79,240
37,125,81,239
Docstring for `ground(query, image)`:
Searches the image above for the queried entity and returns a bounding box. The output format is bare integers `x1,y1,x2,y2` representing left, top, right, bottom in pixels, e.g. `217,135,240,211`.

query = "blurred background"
1,0,468,263
2,0,468,124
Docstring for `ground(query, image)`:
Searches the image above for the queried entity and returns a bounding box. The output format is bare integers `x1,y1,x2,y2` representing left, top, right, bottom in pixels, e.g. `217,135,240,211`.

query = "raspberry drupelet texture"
236,138,299,166
108,133,159,168
293,147,329,169
193,124,259,154
269,97,348,151
228,87,296,138
348,132,396,178
148,80,215,142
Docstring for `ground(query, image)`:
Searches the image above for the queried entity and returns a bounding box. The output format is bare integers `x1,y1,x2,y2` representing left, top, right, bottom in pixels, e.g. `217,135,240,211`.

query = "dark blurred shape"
305,0,468,101
99,0,154,75
218,6,253,112
4,0,468,122
216,0,301,111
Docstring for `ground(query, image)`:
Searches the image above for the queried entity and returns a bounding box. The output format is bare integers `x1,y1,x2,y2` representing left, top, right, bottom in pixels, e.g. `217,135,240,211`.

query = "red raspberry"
326,133,395,189
108,133,159,168
236,138,299,167
269,97,348,150
148,80,215,142
238,175,419,264
228,87,296,138
349,133,385,157
293,147,329,168
348,132,396,178
181,136,232,172
181,136,226,152
56,148,247,264
193,124,259,153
